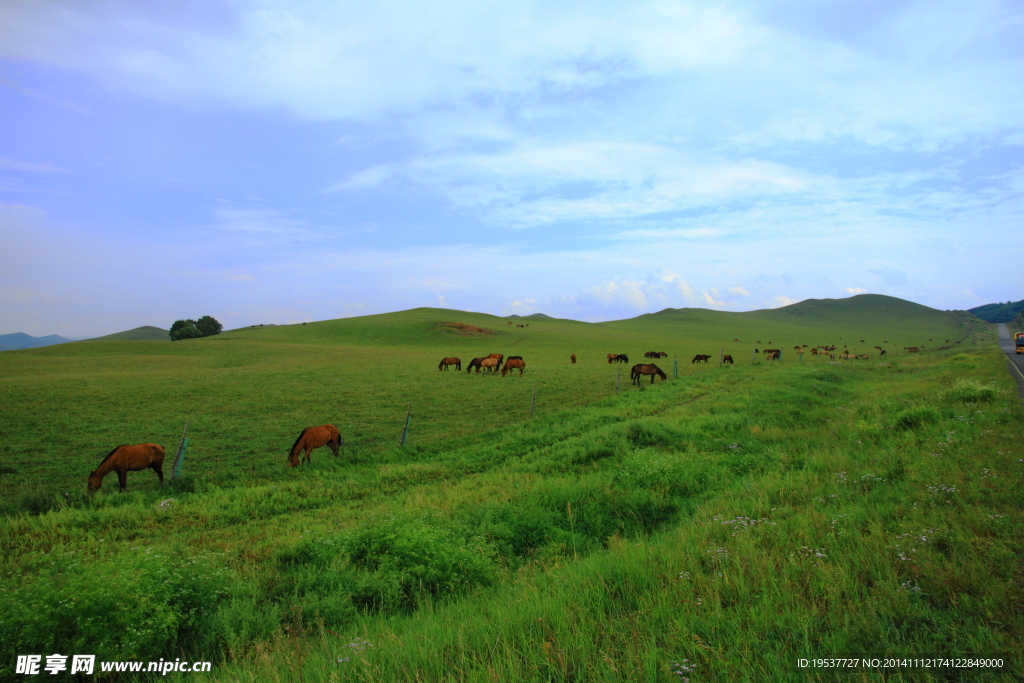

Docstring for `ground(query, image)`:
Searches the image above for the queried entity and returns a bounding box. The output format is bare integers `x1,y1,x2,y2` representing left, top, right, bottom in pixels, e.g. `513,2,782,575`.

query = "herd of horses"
439,354,526,376
87,424,347,492
91,334,933,491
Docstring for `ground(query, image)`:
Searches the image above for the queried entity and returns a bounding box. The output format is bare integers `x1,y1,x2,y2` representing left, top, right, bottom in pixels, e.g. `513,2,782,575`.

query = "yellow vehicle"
1016,331,1024,354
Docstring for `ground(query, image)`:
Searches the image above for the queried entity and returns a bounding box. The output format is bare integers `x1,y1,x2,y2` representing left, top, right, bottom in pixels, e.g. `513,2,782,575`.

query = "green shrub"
616,449,716,496
0,547,238,664
339,513,497,610
893,406,941,429
945,379,997,403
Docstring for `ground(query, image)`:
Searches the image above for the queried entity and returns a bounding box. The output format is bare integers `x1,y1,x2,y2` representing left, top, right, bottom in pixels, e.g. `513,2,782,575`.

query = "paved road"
996,323,1024,398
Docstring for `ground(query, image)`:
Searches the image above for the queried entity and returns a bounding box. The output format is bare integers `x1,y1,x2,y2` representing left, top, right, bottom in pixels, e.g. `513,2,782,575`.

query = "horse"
657,352,668,358
692,354,711,363
768,351,780,360
467,357,486,373
570,353,576,364
438,357,461,371
486,353,504,367
722,354,733,364
615,354,629,364
502,358,526,376
631,363,667,385
289,425,343,467
644,351,659,358
607,353,617,364
88,443,165,492
480,357,500,373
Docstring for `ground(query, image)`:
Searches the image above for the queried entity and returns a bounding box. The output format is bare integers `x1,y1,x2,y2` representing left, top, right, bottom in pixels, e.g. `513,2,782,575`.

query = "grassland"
1,295,1019,681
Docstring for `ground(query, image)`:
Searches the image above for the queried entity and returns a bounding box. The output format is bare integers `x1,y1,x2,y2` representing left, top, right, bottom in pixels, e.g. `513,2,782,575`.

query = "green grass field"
1,295,1019,682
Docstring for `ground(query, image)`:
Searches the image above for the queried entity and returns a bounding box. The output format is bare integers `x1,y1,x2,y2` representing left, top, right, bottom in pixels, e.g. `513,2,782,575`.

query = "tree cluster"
170,316,223,341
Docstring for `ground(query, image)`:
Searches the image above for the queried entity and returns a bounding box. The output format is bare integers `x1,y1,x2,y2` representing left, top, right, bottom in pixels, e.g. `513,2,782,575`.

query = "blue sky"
1,0,1022,337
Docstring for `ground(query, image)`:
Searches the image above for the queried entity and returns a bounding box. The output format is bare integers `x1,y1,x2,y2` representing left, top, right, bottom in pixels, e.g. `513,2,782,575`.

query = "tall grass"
0,308,1016,681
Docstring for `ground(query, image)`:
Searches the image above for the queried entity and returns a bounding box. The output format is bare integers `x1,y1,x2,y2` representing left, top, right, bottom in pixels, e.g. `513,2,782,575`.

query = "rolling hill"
0,332,74,350
87,325,170,341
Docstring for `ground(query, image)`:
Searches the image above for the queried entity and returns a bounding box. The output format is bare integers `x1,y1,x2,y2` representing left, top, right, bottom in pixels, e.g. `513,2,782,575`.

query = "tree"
195,315,223,337
173,325,202,340
170,319,198,341
170,316,223,340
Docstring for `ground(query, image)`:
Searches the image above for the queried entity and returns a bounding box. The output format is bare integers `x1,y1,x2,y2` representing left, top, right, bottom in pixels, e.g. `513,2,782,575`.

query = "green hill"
213,294,965,358
969,298,1024,323
88,325,170,341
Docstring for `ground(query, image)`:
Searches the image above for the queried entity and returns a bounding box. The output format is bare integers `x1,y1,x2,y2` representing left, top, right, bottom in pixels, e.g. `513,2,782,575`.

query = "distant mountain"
89,326,170,341
968,299,1024,323
0,333,74,351
507,313,552,319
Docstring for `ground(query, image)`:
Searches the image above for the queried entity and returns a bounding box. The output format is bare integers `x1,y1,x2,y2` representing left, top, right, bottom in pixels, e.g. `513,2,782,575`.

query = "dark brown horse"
631,363,667,385
289,425,343,467
644,351,659,358
570,353,576,364
467,357,486,373
692,354,711,363
722,354,733,364
88,443,165,492
438,357,461,371
501,358,526,376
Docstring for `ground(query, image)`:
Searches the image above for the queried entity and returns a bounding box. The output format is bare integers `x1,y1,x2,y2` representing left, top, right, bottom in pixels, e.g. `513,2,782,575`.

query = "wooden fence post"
172,421,189,478
616,366,621,394
530,389,538,418
673,358,678,379
400,403,412,446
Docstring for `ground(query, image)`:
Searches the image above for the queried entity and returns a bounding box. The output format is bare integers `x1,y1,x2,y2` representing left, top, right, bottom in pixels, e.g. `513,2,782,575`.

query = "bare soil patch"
434,322,496,336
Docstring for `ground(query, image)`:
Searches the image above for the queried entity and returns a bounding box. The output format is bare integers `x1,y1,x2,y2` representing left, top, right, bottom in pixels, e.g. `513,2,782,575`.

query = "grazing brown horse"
88,443,165,492
631,363,667,385
480,357,500,373
486,353,504,367
644,351,659,358
467,357,486,373
614,354,629,364
767,351,780,360
570,353,576,364
289,425,343,467
722,354,733,364
692,354,711,363
607,353,617,364
438,357,461,371
502,358,526,376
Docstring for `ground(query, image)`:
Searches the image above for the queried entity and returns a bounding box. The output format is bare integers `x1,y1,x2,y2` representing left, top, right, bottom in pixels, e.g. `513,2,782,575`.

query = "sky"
1,0,1022,337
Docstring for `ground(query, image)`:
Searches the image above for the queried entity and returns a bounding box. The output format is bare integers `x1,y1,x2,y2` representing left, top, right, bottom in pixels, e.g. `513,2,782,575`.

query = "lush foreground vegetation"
1,298,1020,681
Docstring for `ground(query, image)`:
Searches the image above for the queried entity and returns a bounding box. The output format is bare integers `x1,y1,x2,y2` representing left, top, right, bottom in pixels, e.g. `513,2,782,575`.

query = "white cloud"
330,144,814,226
843,287,867,294
0,157,70,174
728,286,749,296
771,295,795,307
702,291,725,306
